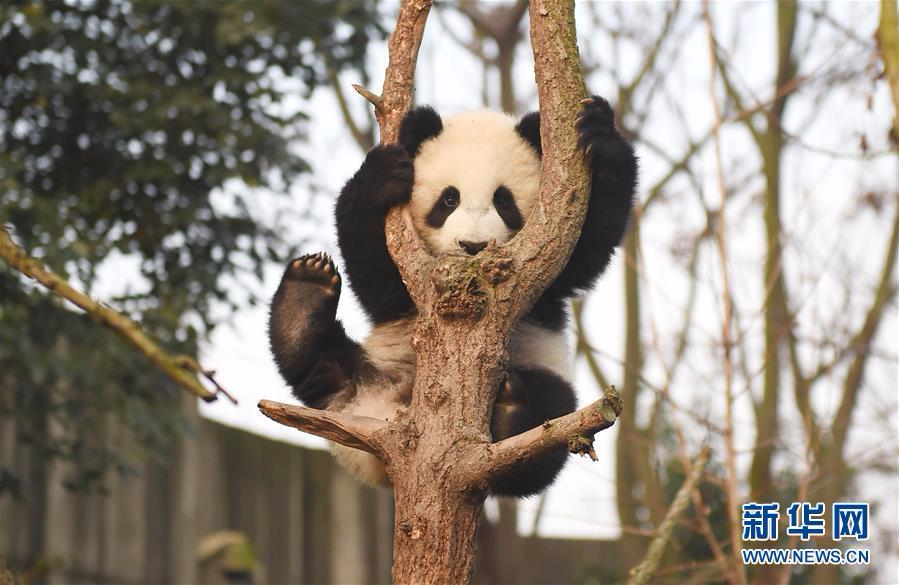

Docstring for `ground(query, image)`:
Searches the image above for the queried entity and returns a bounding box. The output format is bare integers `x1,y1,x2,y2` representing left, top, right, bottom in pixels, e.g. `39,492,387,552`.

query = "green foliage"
0,0,382,494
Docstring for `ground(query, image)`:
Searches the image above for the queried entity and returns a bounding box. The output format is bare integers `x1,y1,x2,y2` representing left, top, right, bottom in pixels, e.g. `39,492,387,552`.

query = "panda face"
408,111,542,256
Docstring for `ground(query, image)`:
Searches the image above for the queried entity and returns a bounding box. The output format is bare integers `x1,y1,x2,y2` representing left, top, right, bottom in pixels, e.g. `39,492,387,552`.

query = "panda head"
399,106,542,256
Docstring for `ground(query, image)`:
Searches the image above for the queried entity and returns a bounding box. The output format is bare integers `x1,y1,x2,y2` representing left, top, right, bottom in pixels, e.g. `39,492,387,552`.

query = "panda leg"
268,253,368,409
489,367,577,497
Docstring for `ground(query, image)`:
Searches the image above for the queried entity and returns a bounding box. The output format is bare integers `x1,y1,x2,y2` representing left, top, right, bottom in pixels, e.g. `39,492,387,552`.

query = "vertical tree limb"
879,0,899,144
749,0,797,508
703,3,746,582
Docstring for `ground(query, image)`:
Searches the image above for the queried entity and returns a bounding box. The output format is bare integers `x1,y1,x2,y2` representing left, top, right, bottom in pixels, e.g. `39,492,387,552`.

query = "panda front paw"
282,252,341,298
575,96,629,165
361,144,413,209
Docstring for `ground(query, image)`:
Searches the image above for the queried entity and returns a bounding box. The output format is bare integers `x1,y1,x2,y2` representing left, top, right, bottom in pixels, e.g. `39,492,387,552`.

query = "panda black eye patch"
493,186,523,230
426,186,460,228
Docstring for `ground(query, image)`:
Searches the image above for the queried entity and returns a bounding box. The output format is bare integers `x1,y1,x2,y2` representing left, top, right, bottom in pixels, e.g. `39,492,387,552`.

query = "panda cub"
269,96,636,497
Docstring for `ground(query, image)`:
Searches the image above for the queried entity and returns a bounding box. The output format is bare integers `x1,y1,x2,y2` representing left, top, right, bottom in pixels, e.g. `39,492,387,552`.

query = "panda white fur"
269,96,636,496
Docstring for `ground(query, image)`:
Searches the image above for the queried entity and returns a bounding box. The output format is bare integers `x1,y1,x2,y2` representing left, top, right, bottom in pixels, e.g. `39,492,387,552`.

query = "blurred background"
0,1,896,584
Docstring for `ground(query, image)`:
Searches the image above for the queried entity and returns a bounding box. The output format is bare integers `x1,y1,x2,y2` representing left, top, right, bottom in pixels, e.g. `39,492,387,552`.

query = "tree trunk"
259,2,623,583
392,479,483,584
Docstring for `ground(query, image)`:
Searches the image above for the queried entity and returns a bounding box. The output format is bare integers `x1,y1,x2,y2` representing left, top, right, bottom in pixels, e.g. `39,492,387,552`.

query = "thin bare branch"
463,387,622,485
674,430,734,584
330,75,374,151
626,446,711,585
0,226,218,402
830,199,899,452
573,298,611,390
618,0,681,120
352,84,385,114
455,0,528,44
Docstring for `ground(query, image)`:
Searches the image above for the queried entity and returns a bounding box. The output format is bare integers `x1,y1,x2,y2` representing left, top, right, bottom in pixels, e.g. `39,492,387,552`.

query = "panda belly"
328,316,572,485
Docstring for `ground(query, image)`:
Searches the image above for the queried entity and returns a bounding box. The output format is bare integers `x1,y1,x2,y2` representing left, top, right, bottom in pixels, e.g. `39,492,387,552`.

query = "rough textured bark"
258,1,622,583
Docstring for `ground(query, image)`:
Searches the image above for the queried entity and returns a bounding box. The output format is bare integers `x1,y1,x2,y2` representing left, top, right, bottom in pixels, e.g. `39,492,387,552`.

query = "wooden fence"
1,400,619,584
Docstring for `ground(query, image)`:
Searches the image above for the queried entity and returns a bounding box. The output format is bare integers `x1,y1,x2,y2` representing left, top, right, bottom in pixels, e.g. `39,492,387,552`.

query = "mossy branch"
0,226,230,403
627,446,711,585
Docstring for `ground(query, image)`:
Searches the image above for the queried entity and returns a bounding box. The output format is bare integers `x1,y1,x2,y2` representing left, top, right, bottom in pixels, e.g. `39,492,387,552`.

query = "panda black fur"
269,96,637,497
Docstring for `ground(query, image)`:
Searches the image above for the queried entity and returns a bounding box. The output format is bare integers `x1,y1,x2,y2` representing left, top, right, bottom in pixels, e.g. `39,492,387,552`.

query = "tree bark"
259,1,620,582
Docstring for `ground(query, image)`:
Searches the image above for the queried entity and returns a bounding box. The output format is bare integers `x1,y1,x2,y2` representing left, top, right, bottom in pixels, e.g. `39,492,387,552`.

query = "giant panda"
269,96,636,497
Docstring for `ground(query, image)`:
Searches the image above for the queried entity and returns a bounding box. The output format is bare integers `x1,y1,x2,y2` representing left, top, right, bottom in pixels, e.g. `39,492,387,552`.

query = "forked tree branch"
260,0,600,459
260,1,613,581
0,226,227,402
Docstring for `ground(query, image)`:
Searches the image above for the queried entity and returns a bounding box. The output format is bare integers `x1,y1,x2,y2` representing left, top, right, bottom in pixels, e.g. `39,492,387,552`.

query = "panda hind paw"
284,253,341,296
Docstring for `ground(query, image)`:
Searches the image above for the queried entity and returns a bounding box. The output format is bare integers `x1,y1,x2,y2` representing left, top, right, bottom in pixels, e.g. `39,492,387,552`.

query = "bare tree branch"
328,66,374,152
352,83,386,114
0,226,223,402
258,399,388,456
462,388,622,485
703,3,745,581
627,447,711,585
573,298,611,390
618,0,682,121
456,0,528,43
830,200,899,452
878,0,899,143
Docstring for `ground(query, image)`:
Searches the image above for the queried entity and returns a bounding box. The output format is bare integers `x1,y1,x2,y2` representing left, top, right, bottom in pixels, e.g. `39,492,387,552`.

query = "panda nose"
459,240,488,255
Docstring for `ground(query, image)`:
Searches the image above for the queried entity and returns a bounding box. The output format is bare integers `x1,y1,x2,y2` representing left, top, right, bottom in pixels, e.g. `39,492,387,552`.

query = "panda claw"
580,97,594,106
283,252,342,294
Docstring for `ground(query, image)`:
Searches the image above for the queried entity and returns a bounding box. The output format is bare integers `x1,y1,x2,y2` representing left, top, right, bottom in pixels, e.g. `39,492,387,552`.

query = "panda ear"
399,106,443,156
515,111,542,156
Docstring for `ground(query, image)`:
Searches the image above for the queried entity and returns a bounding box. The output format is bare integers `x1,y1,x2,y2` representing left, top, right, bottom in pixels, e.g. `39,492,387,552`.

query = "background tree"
424,2,896,582
0,0,379,529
